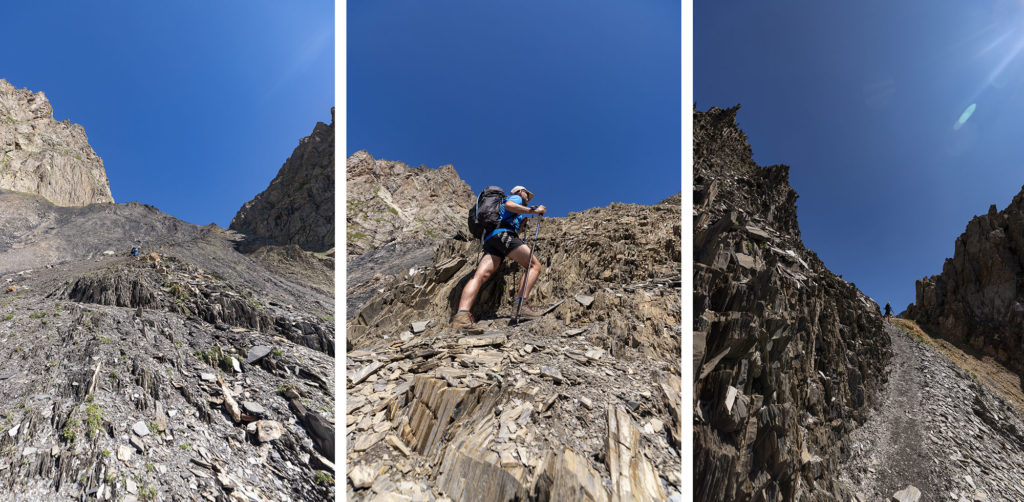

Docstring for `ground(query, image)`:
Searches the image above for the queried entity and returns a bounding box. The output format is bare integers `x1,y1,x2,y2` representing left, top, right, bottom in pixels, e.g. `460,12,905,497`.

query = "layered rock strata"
345,151,475,258
693,106,891,501
230,109,335,253
905,187,1024,374
0,78,114,206
347,191,681,499
0,190,335,500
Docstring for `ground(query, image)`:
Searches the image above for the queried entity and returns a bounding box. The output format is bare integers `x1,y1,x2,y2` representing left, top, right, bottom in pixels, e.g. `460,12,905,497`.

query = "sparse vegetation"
138,485,157,501
199,346,234,371
3,314,12,321
85,403,103,439
62,416,79,443
314,471,334,485
29,312,45,319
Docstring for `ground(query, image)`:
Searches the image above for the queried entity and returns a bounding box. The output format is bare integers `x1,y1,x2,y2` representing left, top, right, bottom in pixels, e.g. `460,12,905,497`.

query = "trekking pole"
512,216,542,326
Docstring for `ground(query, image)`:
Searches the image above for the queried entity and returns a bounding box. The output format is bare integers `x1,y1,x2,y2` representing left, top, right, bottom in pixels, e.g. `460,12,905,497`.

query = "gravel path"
841,322,1024,501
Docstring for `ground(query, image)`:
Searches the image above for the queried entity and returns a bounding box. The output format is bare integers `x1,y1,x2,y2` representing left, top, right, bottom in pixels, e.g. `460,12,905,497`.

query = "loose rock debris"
347,194,681,500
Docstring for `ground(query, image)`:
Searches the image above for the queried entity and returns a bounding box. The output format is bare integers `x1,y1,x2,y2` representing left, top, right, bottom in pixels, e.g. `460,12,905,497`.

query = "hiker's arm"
504,200,546,216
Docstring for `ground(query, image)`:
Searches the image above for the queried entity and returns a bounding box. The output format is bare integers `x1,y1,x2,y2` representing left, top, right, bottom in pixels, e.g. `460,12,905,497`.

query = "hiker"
884,302,893,318
453,186,546,331
131,247,140,257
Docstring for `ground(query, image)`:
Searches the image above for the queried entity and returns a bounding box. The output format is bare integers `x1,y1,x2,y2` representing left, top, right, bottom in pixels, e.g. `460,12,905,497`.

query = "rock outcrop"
905,187,1024,375
693,106,891,501
346,167,681,498
345,151,475,258
0,78,114,206
230,109,335,253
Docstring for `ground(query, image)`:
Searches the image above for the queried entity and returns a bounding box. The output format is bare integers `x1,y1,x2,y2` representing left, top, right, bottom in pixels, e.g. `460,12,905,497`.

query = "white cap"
509,185,534,202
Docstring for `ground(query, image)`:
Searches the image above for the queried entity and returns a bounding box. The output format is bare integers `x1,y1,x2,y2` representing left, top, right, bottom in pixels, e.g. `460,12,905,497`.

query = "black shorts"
483,231,524,258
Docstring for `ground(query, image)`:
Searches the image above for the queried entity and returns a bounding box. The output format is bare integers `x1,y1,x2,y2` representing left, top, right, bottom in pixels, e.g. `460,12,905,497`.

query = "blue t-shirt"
485,194,528,241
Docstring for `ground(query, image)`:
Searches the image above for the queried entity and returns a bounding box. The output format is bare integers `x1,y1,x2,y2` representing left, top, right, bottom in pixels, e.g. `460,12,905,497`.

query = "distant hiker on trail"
884,302,893,318
453,185,546,331
131,247,140,257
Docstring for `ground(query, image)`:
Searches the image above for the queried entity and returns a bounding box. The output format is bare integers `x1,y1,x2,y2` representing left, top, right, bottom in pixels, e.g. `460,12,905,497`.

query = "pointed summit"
230,109,334,252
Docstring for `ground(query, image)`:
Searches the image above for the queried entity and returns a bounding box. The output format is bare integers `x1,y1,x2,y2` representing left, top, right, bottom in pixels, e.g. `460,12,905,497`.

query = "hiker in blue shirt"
452,185,546,331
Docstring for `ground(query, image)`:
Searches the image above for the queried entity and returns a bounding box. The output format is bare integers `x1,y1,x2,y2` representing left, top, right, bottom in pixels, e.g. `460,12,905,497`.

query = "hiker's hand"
534,205,546,216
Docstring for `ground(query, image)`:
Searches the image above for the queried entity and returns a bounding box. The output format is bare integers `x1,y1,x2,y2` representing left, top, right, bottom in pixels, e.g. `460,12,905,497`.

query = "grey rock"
410,321,429,333
575,294,594,307
130,435,145,453
230,110,334,252
693,106,890,502
905,184,1024,376
247,345,272,364
132,421,150,437
241,401,265,416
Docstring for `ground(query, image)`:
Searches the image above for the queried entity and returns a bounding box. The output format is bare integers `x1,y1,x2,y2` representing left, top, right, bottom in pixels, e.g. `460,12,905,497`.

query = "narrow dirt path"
840,322,1024,501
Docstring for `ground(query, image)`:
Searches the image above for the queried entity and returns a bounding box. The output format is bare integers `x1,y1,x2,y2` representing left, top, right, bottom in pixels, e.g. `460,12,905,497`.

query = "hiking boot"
517,301,543,319
451,311,484,333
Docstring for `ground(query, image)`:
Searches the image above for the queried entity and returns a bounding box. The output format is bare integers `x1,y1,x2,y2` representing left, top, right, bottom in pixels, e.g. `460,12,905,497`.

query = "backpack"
467,186,506,239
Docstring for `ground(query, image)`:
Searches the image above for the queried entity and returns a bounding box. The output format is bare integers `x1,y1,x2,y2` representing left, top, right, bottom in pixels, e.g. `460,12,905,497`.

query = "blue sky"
0,2,333,227
348,1,681,217
696,1,1024,313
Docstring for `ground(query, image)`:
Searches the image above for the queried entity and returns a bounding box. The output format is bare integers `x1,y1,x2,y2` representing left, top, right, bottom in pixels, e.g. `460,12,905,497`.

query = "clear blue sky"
0,2,333,227
696,1,1024,313
348,1,681,217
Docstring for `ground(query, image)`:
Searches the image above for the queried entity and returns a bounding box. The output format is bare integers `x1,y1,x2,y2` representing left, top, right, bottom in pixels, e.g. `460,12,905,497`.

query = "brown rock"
0,79,114,206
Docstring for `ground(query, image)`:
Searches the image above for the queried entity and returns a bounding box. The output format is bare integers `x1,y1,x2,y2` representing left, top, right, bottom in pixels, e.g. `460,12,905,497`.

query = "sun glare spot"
954,103,977,130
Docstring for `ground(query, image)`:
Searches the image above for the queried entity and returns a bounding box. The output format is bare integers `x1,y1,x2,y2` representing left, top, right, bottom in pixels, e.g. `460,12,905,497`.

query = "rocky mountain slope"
904,187,1024,376
0,78,114,206
693,106,891,501
0,105,335,499
230,110,335,253
840,319,1024,502
346,168,681,498
345,151,475,258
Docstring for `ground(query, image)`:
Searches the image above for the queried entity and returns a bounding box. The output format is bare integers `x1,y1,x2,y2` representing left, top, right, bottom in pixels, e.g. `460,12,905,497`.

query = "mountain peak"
0,78,114,206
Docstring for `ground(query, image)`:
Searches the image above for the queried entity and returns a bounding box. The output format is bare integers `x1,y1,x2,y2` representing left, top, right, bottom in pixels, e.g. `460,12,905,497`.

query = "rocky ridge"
230,110,335,253
346,169,681,499
905,186,1024,376
345,150,475,258
0,78,114,206
693,106,891,501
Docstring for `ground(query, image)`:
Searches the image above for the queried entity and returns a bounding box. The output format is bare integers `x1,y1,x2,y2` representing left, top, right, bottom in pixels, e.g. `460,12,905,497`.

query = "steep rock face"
0,78,114,206
905,188,1024,374
347,189,681,499
346,151,475,258
693,106,891,501
230,110,334,252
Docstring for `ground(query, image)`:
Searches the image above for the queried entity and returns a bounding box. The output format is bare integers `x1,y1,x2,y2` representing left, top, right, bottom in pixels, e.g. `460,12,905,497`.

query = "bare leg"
508,244,542,300
458,254,502,312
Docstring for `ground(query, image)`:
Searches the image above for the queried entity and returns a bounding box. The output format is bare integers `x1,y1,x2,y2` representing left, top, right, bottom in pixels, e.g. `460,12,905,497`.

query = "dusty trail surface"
841,322,1024,501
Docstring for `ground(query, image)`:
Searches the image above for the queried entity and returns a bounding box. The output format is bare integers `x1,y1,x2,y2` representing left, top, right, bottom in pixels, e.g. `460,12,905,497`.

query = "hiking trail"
840,322,1024,502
